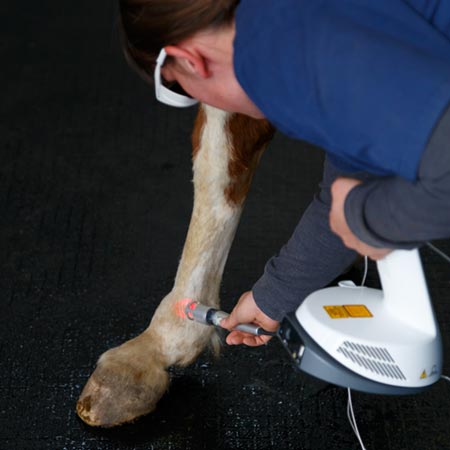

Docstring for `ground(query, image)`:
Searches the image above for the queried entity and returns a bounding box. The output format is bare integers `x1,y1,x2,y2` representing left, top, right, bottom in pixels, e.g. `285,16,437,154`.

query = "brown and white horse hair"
77,105,275,427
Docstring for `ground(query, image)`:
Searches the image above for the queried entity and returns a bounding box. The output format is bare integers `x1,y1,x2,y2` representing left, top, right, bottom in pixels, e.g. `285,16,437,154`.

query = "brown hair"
119,0,239,83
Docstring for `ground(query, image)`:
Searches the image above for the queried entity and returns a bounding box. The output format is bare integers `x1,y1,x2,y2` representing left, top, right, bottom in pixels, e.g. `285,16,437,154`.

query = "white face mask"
154,49,199,108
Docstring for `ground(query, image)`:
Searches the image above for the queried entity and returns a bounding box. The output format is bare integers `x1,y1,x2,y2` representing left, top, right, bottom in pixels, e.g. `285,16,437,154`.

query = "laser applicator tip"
173,298,195,319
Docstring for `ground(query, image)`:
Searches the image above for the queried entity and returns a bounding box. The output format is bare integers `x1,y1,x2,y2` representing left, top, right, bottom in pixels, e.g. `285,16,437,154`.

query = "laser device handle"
185,302,275,336
376,249,437,335
235,323,271,335
213,310,273,336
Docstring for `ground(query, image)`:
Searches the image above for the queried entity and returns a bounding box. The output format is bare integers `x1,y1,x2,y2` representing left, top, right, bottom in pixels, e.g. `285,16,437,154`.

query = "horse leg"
76,105,275,427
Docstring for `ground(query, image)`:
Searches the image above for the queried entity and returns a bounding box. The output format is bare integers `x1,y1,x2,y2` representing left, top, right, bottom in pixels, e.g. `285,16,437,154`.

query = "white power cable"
361,255,369,287
427,242,450,264
348,375,450,450
344,257,370,450
347,389,367,450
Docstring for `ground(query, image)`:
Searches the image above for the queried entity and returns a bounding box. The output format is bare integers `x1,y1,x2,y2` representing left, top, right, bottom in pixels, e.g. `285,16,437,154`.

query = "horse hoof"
76,338,169,427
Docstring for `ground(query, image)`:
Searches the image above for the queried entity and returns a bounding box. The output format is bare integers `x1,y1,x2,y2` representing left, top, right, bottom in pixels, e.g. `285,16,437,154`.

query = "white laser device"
279,249,443,394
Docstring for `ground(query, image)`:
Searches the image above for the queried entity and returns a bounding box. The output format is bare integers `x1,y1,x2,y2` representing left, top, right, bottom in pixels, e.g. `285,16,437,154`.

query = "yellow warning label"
323,306,350,319
420,370,427,379
324,305,373,319
344,304,373,318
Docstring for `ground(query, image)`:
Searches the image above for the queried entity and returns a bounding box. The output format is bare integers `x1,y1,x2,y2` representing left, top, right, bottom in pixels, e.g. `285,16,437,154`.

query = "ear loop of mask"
154,49,199,108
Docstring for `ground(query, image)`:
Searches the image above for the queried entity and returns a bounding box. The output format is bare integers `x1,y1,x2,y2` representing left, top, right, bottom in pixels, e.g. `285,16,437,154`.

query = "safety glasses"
154,49,199,108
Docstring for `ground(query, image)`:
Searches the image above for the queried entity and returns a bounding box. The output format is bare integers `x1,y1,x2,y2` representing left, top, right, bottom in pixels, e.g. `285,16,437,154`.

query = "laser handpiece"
185,301,276,336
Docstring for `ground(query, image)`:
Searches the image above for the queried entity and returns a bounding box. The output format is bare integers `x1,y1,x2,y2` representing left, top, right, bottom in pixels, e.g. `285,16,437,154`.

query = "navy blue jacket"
234,1,450,320
234,0,450,181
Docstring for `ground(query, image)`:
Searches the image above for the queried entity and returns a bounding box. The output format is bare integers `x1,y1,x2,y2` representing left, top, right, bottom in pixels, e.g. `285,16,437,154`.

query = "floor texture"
1,1,450,449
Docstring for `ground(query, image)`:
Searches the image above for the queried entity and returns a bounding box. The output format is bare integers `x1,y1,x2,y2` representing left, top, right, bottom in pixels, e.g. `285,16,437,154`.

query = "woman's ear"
164,45,210,79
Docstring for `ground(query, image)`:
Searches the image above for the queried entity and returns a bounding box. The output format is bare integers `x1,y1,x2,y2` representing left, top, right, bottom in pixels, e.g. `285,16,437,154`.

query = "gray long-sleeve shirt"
253,105,450,321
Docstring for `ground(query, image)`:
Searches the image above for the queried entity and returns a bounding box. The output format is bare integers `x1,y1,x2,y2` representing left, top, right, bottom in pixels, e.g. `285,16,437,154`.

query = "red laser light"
173,298,194,319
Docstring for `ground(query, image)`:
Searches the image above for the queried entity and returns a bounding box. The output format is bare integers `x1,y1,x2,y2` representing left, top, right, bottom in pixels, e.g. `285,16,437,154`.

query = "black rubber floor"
2,2,450,449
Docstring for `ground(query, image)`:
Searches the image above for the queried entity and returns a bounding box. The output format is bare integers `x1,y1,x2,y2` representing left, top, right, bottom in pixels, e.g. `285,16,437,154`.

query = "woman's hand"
220,291,279,347
330,177,391,260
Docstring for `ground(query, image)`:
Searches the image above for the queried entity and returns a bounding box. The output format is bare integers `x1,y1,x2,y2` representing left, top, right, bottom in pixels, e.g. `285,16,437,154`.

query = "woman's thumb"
220,313,238,330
